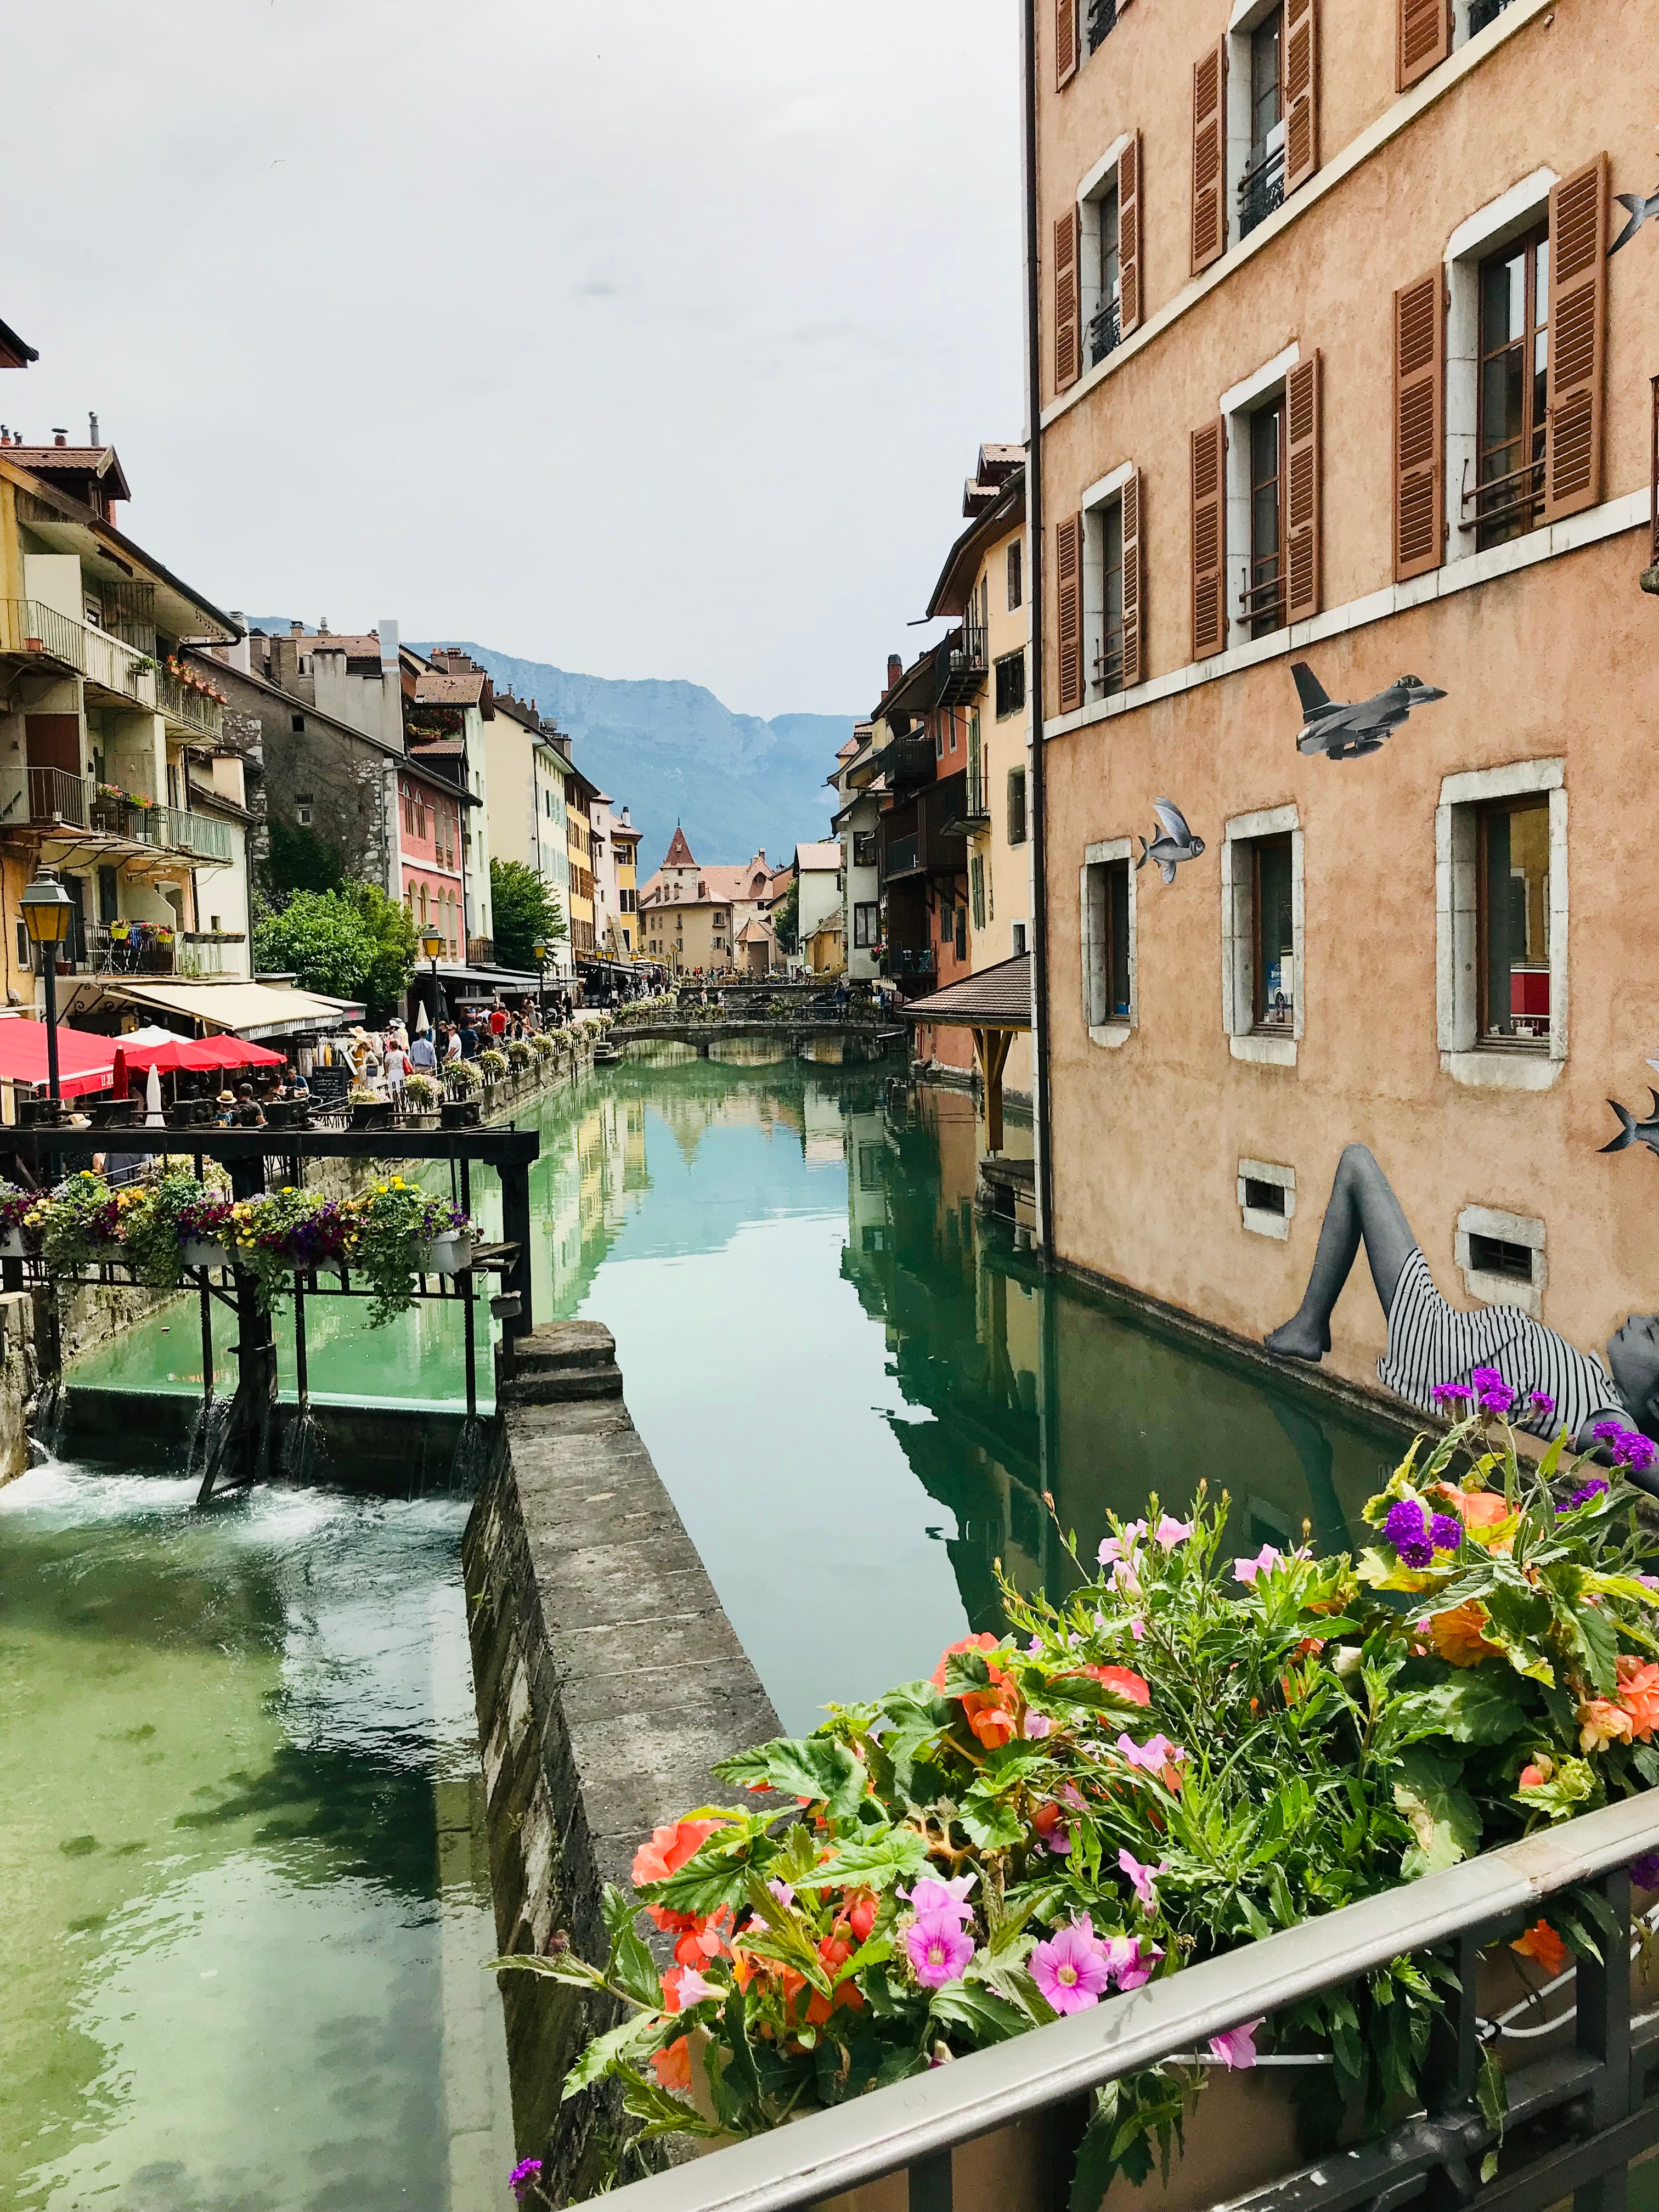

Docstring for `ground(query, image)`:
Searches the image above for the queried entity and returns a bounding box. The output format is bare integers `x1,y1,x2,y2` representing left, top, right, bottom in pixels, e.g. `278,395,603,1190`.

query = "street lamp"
532,938,549,1026
420,925,444,1037
20,866,74,1115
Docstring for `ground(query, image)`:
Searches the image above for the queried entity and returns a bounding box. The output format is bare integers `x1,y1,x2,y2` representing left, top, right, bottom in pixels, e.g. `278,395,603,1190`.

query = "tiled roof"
899,952,1032,1029
795,841,842,871
662,826,696,867
6,444,132,501
311,633,384,658
414,671,486,706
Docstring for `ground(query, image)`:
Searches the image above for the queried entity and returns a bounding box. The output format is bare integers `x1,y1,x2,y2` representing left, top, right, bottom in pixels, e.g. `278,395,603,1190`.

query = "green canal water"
10,1048,1410,2205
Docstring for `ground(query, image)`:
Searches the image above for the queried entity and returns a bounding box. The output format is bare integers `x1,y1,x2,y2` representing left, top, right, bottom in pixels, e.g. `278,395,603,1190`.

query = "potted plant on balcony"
348,1081,392,1131
402,1070,443,1121
344,1177,474,1324
177,1186,236,1273
505,1393,1659,2208
478,1046,509,1086
507,1037,535,1074
442,1057,483,1128
121,1170,213,1287
225,1187,350,1308
28,1172,121,1273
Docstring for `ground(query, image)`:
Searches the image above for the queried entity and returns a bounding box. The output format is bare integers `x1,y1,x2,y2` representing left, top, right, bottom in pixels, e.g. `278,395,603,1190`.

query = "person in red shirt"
488,1005,507,1040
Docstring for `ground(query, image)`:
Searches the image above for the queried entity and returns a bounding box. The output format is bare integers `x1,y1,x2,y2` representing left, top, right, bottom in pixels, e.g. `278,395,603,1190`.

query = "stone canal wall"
462,1323,779,2198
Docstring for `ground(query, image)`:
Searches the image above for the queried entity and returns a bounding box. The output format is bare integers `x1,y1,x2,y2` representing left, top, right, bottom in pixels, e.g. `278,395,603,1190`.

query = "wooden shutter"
1190,424,1226,659
1054,208,1080,393
1057,514,1084,714
1545,155,1607,522
1056,0,1077,90
1397,0,1449,92
1192,41,1227,274
1284,354,1321,623
1393,271,1443,582
1118,132,1143,338
1284,0,1318,196
1120,470,1145,687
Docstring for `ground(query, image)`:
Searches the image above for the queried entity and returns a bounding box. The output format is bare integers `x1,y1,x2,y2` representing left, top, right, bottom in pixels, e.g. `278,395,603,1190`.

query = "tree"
267,817,344,896
490,857,567,973
772,880,799,955
252,883,416,1021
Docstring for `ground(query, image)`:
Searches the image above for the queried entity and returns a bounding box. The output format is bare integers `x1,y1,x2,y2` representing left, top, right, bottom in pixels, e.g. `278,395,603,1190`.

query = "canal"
8,1049,1411,2207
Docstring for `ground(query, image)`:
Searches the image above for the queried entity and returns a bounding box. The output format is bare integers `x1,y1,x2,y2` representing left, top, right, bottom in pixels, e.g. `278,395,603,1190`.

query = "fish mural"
1611,185,1659,256
1603,1090,1659,1160
1135,798,1204,885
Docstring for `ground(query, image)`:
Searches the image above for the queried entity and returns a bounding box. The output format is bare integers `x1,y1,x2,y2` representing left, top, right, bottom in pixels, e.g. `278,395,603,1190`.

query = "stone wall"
462,1353,778,2199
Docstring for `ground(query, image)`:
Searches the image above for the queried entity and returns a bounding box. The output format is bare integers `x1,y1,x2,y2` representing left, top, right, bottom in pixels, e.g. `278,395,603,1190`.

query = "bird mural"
1290,664,1446,760
1136,799,1205,885
1611,187,1659,256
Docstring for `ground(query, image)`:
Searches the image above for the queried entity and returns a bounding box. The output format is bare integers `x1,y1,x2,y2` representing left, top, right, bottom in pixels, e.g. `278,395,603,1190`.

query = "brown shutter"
1284,354,1322,623
1054,208,1080,393
1118,132,1143,337
1120,470,1145,687
1190,423,1226,659
1057,515,1084,714
1397,0,1449,92
1393,271,1443,582
1191,41,1227,275
1056,0,1077,90
1284,0,1318,196
1545,155,1607,522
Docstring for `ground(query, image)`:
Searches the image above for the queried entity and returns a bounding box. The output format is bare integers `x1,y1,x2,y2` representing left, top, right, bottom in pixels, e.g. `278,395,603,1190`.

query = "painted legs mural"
1265,1144,1659,1461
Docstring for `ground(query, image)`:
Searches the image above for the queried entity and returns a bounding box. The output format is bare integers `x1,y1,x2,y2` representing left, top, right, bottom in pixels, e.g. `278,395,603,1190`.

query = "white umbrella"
414,1001,430,1035
144,1063,164,1127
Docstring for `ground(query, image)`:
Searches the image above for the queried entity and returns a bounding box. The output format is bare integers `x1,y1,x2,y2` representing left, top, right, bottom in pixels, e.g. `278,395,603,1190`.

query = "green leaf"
713,1736,869,1818
802,1825,930,1891
618,2069,726,2142
940,1650,994,1695
1393,1747,1482,1877
1477,2049,1508,2138
488,1949,609,1991
1575,1599,1620,1698
637,1828,766,1917
562,2011,673,2098
1398,1674,1528,1746
929,1982,1029,2044
610,1919,665,2010
960,1785,1025,1850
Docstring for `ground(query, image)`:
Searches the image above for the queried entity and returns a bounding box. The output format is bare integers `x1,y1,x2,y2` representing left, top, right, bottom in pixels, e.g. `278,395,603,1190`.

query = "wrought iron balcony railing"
882,833,920,879
11,771,234,863
1089,294,1121,367
1469,0,1515,29
888,946,934,978
1239,141,1286,238
1460,454,1545,547
1087,0,1117,49
1093,624,1126,695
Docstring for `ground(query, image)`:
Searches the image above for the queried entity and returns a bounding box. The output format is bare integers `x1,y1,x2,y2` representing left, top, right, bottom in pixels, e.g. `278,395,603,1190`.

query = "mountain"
419,644,855,874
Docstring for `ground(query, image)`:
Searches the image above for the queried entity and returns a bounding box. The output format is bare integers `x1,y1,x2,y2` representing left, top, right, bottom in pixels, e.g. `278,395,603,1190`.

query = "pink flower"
1154,1514,1194,1549
1209,2019,1264,2069
1233,1545,1282,1585
1031,1918,1113,2014
1128,1616,1146,1641
1102,1933,1163,1990
905,1874,977,1925
906,1909,974,1988
1118,1848,1169,1911
674,1965,722,2006
767,1878,797,1909
1097,1520,1147,1567
1117,1731,1186,1775
1044,1821,1073,1854
1023,1712,1053,1739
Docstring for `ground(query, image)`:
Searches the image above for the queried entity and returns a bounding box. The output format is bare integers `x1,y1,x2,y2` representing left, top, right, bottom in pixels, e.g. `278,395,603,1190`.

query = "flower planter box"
180,1239,230,1272
421,1233,474,1276
350,1102,392,1131
0,1227,30,1259
441,1100,481,1129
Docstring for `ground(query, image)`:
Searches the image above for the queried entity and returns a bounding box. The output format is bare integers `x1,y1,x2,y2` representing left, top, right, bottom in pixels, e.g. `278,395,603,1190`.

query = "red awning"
194,1035,286,1070
0,1020,117,1099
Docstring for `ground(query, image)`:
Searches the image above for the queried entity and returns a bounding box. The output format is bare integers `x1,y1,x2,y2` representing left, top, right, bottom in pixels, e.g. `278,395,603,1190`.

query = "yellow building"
612,816,641,960
565,763,597,957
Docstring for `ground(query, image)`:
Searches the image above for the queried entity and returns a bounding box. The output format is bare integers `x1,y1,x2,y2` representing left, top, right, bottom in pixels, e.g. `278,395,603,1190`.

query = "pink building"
397,761,468,959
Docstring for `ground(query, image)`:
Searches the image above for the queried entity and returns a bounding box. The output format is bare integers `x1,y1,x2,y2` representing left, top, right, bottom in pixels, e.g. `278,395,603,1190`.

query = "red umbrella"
115,1035,229,1077
194,1034,286,1070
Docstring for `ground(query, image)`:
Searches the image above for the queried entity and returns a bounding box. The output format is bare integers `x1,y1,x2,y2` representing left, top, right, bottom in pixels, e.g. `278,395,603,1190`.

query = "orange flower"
673,1906,734,1967
1082,1664,1152,1707
961,1688,1020,1748
1616,1656,1659,1742
1578,1698,1635,1755
1518,1759,1551,1790
650,2035,693,2091
1433,1484,1509,1528
931,1633,1011,1691
635,1816,725,1936
1429,1601,1503,1668
1511,1920,1569,1977
844,1890,878,1945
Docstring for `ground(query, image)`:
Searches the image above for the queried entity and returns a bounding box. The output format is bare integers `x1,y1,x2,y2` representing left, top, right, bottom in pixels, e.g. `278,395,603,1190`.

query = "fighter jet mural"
1291,664,1447,760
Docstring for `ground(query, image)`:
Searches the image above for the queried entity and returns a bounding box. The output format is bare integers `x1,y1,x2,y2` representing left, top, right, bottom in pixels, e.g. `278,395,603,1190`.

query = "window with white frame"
1222,804,1303,1066
1076,135,1132,368
1220,345,1298,647
1436,759,1566,1089
1238,1156,1295,1240
1082,487,1128,696
1455,1203,1545,1318
1443,171,1556,569
854,902,878,948
1080,837,1136,1044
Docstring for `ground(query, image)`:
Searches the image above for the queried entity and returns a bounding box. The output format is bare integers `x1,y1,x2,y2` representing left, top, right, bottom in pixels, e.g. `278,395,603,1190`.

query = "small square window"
291,712,305,732
1238,1158,1295,1240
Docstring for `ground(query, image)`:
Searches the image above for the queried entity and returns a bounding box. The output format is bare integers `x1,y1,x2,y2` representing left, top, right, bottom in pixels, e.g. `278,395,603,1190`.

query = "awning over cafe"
103,980,365,1039
0,1019,117,1098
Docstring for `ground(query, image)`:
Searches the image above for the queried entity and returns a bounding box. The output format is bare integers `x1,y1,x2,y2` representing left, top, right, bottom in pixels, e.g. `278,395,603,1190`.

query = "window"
995,651,1026,720
1245,400,1285,636
291,712,305,733
1477,795,1550,1045
1456,1204,1544,1317
1240,10,1285,238
1092,185,1121,364
1474,227,1548,548
953,906,967,961
1222,805,1302,1065
970,855,986,933
1007,768,1028,847
1238,1157,1296,1240
97,865,119,924
1093,495,1125,691
853,830,877,870
854,902,879,948
1251,834,1295,1032
1006,538,1023,611
1082,853,1133,1032
1012,921,1028,957
296,804,313,827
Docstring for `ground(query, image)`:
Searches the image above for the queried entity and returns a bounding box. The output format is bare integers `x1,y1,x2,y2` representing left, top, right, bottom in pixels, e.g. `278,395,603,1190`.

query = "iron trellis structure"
582,1791,1659,2212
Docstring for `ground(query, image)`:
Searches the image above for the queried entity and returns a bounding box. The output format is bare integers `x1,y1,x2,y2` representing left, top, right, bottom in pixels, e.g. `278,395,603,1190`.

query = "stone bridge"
608,1018,903,1061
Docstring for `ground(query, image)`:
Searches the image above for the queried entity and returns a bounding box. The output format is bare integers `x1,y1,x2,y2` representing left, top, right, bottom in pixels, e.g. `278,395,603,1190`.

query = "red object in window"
1511,970,1550,1019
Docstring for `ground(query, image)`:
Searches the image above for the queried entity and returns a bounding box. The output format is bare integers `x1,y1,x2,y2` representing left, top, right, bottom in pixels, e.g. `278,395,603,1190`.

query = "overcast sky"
0,2,1023,723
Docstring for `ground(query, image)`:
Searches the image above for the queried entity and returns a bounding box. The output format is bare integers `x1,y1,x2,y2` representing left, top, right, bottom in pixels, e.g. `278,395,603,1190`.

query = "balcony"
157,667,224,742
1087,0,1117,47
467,935,495,967
933,619,988,708
1468,0,1515,25
1239,140,1285,239
941,769,991,838
1089,295,1121,368
8,771,233,867
881,781,969,884
0,597,156,709
872,732,936,792
883,833,920,878
1093,623,1126,697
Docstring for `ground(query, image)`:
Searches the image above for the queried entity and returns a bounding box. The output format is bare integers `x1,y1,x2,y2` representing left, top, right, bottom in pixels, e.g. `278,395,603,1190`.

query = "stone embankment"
464,1319,778,2198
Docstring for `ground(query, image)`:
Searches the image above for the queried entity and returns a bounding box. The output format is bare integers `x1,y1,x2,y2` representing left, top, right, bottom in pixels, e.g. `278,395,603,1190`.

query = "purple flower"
1383,1497,1435,1570
1210,2019,1264,2069
1043,1820,1073,1855
1023,1711,1052,1740
1102,1932,1162,1990
1117,1731,1184,1775
1589,1424,1658,1472
509,2159,544,2203
1558,1476,1610,1515
1432,1381,1475,1410
1429,1513,1463,1554
1119,1847,1169,1911
905,1874,976,1925
1592,1419,1628,1445
1529,1391,1557,1418
1031,1918,1112,2013
1469,1364,1515,1414
766,1878,797,1910
906,1909,974,1988
1631,1852,1659,1892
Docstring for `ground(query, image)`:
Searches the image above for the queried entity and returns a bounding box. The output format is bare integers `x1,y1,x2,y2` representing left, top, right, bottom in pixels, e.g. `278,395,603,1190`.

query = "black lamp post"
532,938,549,1026
21,866,74,1119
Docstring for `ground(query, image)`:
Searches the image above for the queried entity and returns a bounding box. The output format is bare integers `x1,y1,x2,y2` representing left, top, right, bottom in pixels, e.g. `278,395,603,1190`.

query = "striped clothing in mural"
1378,1248,1627,1442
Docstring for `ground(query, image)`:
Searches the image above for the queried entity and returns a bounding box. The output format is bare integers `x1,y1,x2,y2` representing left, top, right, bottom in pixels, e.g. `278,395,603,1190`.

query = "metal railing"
590,1789,1659,2211
13,770,233,861
1469,0,1515,29
1239,142,1286,237
1093,624,1126,694
0,598,156,707
1087,0,1117,49
1241,563,1287,633
882,833,921,878
888,946,934,978
145,803,233,862
874,733,937,790
27,765,88,828
1089,294,1121,367
156,668,224,741
1461,455,1545,544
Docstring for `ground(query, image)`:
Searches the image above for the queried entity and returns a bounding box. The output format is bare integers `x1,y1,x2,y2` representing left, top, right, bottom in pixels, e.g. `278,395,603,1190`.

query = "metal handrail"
1093,625,1125,692
1089,294,1121,367
156,667,224,740
0,598,155,707
1459,454,1545,534
1240,567,1286,627
591,1788,1659,2210
1239,142,1286,238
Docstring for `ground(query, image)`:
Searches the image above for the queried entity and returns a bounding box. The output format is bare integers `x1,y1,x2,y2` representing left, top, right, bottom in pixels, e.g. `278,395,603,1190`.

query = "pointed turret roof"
663,825,696,867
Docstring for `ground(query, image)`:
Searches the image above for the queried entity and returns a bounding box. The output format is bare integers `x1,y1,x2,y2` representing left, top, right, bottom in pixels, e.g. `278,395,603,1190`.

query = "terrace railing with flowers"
499,1391,1659,2211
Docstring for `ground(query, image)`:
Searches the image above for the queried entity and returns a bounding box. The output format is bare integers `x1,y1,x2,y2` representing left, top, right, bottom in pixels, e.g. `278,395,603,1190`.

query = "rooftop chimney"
52,427,67,446
318,617,330,635
377,617,400,673
886,652,902,695
290,620,304,636
88,411,99,445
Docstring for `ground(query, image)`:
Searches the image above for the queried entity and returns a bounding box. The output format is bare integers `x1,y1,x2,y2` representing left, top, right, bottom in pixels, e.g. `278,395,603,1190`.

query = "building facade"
1033,0,1658,1431
485,688,573,974
871,640,974,1071
832,721,884,983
